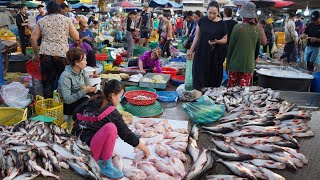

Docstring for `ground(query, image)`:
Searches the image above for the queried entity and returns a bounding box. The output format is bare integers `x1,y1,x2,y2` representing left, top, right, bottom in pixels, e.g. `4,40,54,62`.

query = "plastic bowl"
124,90,158,106
153,67,178,77
96,54,109,61
171,75,185,86
156,91,179,102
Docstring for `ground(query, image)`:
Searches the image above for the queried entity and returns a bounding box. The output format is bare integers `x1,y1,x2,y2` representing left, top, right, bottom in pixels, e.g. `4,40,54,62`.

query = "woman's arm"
69,24,79,41
59,74,87,104
214,34,227,45
31,25,41,61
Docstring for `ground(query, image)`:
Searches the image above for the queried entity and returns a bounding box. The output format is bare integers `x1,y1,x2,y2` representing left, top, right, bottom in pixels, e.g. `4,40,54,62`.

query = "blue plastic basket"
156,91,179,102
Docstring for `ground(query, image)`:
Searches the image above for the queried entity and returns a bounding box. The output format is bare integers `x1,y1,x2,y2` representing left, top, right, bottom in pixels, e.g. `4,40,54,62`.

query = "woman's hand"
208,40,217,45
186,51,193,60
32,54,39,62
136,142,150,158
84,86,96,93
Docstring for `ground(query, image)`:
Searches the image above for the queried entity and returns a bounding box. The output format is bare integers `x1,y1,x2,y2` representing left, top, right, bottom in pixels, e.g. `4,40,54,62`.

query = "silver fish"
202,126,234,134
28,160,60,179
217,159,257,180
187,137,200,163
230,142,268,159
211,148,253,161
3,167,19,180
51,143,83,161
12,172,39,180
274,151,304,168
258,167,286,180
239,162,267,179
248,159,286,169
250,143,284,152
191,125,199,140
67,161,96,180
185,149,208,180
48,151,61,172
205,175,247,180
211,138,238,153
266,153,297,171
281,134,300,149
89,155,102,180
282,147,308,164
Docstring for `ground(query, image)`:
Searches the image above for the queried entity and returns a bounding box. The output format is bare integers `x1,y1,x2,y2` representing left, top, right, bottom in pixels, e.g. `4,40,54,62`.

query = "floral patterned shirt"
38,14,73,58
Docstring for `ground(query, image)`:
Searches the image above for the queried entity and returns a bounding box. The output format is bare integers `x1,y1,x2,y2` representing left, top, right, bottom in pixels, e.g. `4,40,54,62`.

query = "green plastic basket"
133,46,148,56
124,101,163,117
149,42,158,49
125,86,157,93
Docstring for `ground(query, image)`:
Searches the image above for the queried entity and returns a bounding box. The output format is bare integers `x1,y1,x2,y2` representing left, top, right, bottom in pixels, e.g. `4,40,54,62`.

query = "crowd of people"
9,0,320,179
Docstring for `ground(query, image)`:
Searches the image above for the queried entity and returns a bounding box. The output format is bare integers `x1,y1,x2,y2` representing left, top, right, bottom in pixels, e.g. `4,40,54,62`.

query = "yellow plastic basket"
35,92,64,126
0,107,28,126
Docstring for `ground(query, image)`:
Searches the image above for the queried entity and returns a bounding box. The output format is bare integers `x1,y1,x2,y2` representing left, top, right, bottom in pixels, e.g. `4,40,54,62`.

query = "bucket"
311,72,320,92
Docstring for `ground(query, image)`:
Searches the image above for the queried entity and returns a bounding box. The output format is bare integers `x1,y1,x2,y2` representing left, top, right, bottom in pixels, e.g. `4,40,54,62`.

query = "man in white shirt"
280,12,298,64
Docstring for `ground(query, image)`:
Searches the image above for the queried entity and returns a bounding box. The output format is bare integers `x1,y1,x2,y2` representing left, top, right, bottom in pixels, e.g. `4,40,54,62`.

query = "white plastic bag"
0,82,31,108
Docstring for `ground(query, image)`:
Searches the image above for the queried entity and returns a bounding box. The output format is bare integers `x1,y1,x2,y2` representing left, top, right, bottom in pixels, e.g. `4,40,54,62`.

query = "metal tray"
139,73,171,89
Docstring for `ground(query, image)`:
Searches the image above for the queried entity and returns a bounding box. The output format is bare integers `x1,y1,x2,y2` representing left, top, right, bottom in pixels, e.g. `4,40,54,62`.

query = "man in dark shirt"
302,11,320,72
139,3,153,47
223,7,238,44
88,13,95,26
16,4,29,55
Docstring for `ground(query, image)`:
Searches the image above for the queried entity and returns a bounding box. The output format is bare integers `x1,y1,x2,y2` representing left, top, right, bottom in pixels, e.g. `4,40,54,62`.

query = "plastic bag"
0,82,31,108
271,42,277,55
182,95,225,125
185,60,193,91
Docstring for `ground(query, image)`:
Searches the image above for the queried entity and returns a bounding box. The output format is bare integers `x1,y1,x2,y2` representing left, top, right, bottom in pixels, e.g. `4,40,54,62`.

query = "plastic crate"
139,73,171,89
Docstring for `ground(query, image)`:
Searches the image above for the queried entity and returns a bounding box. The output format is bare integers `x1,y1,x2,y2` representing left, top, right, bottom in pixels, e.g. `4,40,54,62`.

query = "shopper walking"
16,4,30,55
302,11,320,72
227,2,262,87
139,3,153,47
223,7,237,59
261,20,275,57
161,14,173,57
280,12,298,64
126,11,138,59
186,1,228,90
31,1,79,98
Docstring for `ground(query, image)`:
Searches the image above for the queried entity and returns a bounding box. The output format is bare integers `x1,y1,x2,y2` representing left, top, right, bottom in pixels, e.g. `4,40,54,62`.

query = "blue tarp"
149,0,183,8
71,2,96,9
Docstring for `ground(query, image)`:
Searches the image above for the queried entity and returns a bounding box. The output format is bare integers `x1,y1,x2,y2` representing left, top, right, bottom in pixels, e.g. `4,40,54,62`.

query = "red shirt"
176,17,183,29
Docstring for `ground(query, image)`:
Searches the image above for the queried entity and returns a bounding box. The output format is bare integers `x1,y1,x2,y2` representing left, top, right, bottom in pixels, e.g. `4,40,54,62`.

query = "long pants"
228,71,253,87
304,46,320,72
176,28,183,39
263,41,273,57
161,39,171,57
19,32,29,55
280,41,297,63
90,123,117,161
125,31,134,59
115,30,122,42
40,55,68,98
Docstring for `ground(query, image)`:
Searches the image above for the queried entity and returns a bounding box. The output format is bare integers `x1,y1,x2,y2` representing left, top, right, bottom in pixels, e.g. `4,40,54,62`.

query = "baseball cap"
79,19,88,27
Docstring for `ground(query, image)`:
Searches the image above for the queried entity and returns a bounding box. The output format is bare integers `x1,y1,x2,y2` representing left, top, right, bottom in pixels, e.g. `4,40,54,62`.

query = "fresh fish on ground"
67,161,96,180
266,153,297,171
274,151,304,168
166,141,187,152
12,172,39,180
282,147,308,164
230,142,268,159
205,175,248,180
217,159,257,180
172,134,188,142
132,150,145,166
211,148,254,161
150,159,175,176
169,156,186,178
152,122,166,134
164,132,184,139
146,134,164,145
187,137,200,163
173,128,188,134
137,162,159,176
28,160,60,179
185,149,209,180
239,162,267,179
248,143,284,152
51,143,83,161
201,126,234,134
148,172,176,180
248,159,286,169
281,134,300,149
167,147,187,162
258,167,286,180
191,125,199,140
292,130,315,138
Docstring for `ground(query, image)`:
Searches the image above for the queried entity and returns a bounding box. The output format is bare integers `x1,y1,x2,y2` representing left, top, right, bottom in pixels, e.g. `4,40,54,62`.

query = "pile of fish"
189,86,315,180
0,120,102,180
117,119,189,180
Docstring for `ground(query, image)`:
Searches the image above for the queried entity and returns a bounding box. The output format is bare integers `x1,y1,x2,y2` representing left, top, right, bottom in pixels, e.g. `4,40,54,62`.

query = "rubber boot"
98,158,124,179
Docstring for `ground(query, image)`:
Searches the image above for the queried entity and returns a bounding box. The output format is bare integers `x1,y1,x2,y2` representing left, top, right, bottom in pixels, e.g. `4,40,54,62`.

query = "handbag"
20,14,31,36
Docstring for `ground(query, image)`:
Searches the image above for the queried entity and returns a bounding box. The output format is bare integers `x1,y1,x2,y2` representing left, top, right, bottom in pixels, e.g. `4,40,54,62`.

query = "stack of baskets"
124,90,163,117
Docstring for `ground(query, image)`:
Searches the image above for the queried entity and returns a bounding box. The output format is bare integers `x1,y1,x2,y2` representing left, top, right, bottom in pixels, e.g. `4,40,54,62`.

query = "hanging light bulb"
236,10,239,17
257,10,262,16
304,4,309,16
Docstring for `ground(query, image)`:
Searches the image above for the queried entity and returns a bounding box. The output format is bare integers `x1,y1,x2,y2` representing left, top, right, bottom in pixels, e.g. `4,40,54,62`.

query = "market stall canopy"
290,0,320,9
9,1,39,9
71,2,96,9
112,1,135,7
233,0,294,8
149,0,183,8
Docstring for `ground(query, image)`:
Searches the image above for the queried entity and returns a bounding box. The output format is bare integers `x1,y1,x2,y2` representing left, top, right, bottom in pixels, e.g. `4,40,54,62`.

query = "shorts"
140,31,150,39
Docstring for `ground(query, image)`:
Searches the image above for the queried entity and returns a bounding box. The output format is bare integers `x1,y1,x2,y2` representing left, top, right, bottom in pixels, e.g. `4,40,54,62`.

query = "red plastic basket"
171,75,185,86
124,90,158,106
153,67,178,77
96,54,109,61
25,59,41,80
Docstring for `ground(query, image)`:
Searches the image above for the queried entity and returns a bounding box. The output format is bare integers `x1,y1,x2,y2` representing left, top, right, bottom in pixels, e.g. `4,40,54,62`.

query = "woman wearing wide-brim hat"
226,2,262,87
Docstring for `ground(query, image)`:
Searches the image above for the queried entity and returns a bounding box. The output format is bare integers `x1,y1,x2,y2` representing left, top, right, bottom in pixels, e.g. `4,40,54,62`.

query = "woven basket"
35,93,64,125
124,101,163,117
124,90,158,106
0,107,28,126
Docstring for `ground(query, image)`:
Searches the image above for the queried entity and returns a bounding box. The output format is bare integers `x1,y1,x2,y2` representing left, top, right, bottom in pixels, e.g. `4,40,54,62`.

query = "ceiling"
290,0,320,9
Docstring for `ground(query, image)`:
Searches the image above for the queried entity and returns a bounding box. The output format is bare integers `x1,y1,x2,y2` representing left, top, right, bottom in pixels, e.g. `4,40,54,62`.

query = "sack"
25,28,31,36
0,82,31,108
182,95,225,125
271,42,277,54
